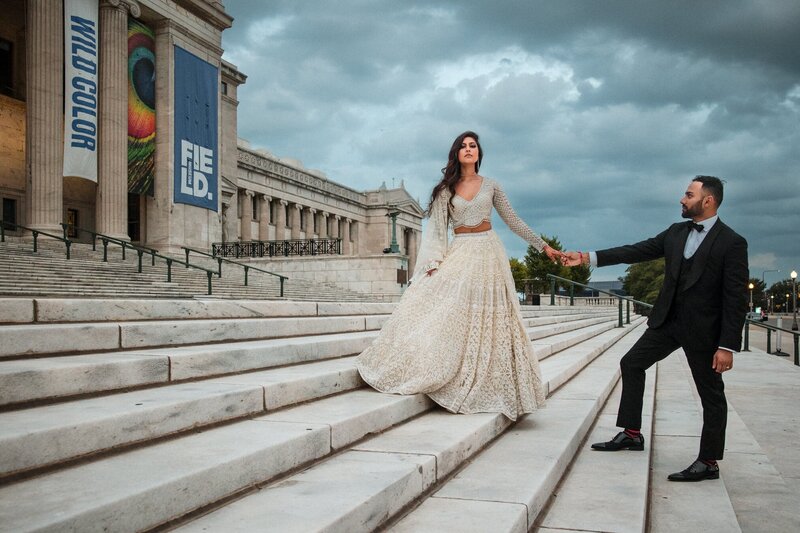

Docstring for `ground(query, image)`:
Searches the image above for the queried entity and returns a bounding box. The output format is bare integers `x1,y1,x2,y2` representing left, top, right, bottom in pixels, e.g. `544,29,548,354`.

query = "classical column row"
26,0,140,239
236,189,359,254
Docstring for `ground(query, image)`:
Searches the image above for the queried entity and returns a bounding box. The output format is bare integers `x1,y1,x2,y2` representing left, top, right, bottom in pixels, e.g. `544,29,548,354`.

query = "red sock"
701,459,718,467
624,428,641,438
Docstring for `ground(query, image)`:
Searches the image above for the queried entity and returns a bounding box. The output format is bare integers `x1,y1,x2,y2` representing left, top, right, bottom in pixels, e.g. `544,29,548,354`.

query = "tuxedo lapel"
669,224,690,280
682,220,724,291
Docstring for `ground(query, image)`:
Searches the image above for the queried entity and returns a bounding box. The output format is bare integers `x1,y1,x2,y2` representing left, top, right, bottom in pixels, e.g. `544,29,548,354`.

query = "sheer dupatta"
411,189,451,283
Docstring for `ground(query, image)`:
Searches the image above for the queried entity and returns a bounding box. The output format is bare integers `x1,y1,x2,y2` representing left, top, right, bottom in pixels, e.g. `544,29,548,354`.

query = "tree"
524,235,565,294
509,257,527,293
621,258,665,305
768,279,799,313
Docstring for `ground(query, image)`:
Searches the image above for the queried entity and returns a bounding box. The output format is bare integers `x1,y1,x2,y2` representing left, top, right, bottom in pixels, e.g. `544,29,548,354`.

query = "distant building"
0,0,422,297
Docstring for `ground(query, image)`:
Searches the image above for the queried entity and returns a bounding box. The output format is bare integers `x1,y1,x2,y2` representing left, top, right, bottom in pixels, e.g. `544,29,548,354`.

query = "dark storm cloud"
222,0,800,281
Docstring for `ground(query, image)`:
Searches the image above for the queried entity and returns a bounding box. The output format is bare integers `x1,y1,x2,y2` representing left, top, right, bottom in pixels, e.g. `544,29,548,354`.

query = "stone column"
239,190,253,241
258,195,271,241
290,203,302,240
25,0,64,234
320,212,329,238
351,221,360,255
275,200,288,240
343,218,352,255
96,0,141,240
305,208,316,237
408,229,419,273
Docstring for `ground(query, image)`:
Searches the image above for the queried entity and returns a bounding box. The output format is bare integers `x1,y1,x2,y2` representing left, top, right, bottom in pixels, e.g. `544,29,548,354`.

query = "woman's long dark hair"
428,130,483,213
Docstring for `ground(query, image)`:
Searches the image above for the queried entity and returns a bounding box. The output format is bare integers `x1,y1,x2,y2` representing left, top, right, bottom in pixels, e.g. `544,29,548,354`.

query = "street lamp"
770,294,774,313
748,282,754,312
786,294,790,314
792,271,798,331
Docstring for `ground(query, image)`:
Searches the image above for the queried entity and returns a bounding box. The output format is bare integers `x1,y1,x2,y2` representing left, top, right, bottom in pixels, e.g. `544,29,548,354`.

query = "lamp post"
770,294,774,313
786,294,790,314
749,282,754,312
792,271,798,331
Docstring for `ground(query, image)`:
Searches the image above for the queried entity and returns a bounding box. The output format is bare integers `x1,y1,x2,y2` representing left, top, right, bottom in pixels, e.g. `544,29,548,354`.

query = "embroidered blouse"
412,177,547,281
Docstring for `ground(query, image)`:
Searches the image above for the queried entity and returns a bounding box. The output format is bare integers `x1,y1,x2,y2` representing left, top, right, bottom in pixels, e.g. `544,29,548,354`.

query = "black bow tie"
687,221,704,232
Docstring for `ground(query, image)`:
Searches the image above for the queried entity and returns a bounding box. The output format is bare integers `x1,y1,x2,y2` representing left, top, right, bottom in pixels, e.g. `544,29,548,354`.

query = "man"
564,176,748,481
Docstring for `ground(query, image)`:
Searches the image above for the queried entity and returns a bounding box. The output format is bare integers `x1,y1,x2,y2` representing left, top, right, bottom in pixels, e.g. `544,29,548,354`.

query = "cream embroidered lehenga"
355,177,546,420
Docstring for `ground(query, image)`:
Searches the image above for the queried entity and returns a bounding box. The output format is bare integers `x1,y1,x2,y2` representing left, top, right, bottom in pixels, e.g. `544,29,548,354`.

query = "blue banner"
173,46,218,211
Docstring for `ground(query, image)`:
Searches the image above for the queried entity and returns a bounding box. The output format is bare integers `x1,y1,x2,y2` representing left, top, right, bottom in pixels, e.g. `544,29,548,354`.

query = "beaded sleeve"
411,189,451,282
493,182,547,252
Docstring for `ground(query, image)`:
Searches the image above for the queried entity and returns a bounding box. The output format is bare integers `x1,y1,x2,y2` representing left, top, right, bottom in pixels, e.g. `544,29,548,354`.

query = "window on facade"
252,196,258,220
0,38,12,97
66,208,79,238
313,214,318,234
2,197,17,227
221,81,228,95
285,204,290,227
269,201,275,224
299,207,305,230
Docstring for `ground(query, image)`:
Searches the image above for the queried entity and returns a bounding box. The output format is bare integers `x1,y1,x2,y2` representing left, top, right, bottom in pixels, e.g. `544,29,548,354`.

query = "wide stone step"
389,321,648,532
0,331,378,406
0,389,431,533
0,314,387,358
173,321,646,532
0,313,634,406
0,357,363,478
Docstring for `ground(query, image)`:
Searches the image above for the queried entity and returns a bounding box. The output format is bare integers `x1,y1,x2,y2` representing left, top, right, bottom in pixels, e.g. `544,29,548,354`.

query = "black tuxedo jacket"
597,219,749,353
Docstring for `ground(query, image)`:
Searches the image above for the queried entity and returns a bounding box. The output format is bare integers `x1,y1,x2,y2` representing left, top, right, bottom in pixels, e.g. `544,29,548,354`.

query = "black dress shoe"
591,431,645,451
667,460,720,482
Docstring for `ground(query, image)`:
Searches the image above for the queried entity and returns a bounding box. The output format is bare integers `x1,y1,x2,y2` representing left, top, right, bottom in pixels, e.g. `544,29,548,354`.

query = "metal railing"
1,221,72,258
546,273,653,328
182,246,287,297
60,223,218,295
743,318,800,366
211,238,342,258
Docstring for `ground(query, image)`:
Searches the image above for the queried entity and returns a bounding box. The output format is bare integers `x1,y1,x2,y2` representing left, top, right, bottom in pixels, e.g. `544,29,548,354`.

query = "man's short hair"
693,175,724,206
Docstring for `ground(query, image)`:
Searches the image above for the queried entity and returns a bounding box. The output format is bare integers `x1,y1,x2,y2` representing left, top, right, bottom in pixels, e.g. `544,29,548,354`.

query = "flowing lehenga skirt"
355,230,545,421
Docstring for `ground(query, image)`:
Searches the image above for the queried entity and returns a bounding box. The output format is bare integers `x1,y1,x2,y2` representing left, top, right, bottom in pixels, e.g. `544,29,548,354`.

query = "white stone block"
257,389,432,449
0,420,330,532
119,315,367,349
0,353,170,406
0,382,264,476
317,302,397,316
176,451,436,533
168,331,377,380
0,299,34,323
390,498,527,533
0,323,120,357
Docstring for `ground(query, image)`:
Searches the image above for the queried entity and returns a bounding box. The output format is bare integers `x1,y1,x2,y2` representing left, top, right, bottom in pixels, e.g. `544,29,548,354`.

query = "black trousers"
616,319,728,460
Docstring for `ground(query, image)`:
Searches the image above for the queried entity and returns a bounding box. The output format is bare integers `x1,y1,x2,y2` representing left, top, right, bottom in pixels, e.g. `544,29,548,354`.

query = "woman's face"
458,136,479,168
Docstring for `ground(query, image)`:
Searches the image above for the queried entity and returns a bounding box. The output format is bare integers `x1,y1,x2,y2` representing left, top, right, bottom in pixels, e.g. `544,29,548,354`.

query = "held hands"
562,251,589,267
543,245,566,265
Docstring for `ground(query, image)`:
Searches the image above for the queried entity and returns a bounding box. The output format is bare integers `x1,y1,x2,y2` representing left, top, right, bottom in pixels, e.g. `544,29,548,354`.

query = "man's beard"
681,202,703,219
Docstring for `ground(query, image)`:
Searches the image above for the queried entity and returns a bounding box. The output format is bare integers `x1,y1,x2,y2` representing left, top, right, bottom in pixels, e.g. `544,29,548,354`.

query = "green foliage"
768,279,799,312
621,259,665,304
509,257,527,293
524,235,565,294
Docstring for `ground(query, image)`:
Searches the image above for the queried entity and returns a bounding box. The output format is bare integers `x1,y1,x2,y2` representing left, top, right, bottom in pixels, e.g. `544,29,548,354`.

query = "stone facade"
0,0,424,297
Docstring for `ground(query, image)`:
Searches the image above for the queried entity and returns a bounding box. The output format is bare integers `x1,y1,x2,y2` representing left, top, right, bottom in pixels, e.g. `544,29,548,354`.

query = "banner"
63,0,99,181
128,19,156,195
173,46,218,211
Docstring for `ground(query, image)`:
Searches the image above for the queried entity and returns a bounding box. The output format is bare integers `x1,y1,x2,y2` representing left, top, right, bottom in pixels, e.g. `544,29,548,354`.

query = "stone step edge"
0,318,627,407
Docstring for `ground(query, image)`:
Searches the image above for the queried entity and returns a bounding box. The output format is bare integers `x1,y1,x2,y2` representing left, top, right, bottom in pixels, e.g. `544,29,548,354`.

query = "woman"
356,131,561,420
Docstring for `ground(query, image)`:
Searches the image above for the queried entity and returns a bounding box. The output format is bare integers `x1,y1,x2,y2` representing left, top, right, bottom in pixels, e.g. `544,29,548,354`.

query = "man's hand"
712,349,733,373
562,251,585,267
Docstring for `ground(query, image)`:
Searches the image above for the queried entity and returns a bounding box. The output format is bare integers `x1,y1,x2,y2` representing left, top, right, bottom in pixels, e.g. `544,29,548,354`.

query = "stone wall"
243,254,411,301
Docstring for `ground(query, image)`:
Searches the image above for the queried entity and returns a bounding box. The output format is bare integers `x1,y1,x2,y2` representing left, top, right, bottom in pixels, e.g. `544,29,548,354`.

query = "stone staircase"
0,237,376,301
0,297,796,532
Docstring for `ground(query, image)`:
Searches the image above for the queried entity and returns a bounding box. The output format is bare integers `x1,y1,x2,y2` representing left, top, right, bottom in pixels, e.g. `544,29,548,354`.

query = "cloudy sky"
221,0,799,283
